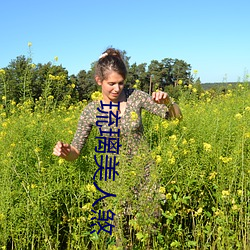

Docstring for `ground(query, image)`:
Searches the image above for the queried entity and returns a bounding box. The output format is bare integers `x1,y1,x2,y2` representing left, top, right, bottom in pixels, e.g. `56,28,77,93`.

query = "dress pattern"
71,88,169,155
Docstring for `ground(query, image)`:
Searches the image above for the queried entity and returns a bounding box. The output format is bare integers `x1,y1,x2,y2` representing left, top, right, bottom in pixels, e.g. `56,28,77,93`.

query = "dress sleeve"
71,103,94,152
136,90,170,119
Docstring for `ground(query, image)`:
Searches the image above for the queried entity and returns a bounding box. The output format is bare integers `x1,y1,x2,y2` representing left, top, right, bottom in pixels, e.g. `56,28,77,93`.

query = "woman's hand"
53,141,80,161
152,91,171,105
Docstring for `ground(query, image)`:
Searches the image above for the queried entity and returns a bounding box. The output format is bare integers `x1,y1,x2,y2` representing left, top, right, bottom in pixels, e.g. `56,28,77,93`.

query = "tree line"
0,51,200,106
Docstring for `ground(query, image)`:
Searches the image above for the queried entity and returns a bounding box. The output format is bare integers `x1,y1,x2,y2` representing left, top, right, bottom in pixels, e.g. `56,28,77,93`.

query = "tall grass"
0,83,249,249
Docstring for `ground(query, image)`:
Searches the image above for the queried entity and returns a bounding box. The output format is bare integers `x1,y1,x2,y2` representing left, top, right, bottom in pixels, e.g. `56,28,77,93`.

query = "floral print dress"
71,88,169,155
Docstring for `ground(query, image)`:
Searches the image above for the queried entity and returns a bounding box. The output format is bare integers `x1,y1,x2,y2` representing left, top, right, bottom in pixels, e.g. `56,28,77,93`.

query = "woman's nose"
114,84,120,92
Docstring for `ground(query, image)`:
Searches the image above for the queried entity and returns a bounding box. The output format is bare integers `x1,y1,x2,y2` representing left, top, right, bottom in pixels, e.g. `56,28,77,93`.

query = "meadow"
0,82,249,249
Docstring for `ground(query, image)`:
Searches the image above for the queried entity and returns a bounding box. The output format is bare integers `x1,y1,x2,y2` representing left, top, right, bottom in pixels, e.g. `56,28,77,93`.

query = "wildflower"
234,113,242,120
0,213,5,221
171,119,179,126
193,69,198,74
182,139,187,145
0,69,6,75
11,100,16,106
130,171,136,176
58,158,64,165
135,79,140,83
219,156,232,164
165,193,172,199
54,56,58,62
194,207,203,216
208,171,217,180
86,184,96,193
71,83,75,89
2,96,6,100
154,123,159,131
203,142,212,152
81,203,92,212
169,134,177,141
222,190,230,197
34,147,41,153
28,42,32,47
192,88,197,93
130,111,138,121
159,186,166,194
245,106,250,112
133,84,138,89
245,132,250,138
155,155,162,164
237,189,243,196
178,79,183,85
161,120,168,129
189,138,195,144
48,74,55,80
31,63,36,69
170,180,176,184
31,184,37,189
91,91,103,101
48,95,54,100
168,156,176,165
188,84,192,89
232,204,239,211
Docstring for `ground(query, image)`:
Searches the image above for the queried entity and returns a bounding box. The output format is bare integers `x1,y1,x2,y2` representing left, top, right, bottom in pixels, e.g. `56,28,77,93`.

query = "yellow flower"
168,156,175,165
155,155,162,164
159,186,166,194
34,147,41,153
169,134,177,141
71,83,76,89
31,184,37,189
188,84,193,89
86,184,96,193
130,111,138,121
208,171,217,180
0,69,6,75
178,79,183,85
245,106,250,112
219,156,232,164
91,91,103,101
81,203,92,212
193,69,198,74
54,56,58,62
28,42,32,47
154,123,159,131
195,207,203,216
192,88,197,93
2,96,6,100
135,79,140,83
0,213,5,221
237,189,243,196
162,120,168,129
222,190,230,197
165,193,172,199
133,84,138,89
203,142,212,152
234,113,242,120
232,204,239,211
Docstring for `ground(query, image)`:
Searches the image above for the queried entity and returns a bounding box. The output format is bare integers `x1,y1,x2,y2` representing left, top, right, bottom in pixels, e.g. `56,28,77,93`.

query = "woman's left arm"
152,91,183,120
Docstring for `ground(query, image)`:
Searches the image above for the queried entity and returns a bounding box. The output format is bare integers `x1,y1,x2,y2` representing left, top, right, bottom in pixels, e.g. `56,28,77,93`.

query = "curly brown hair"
95,48,127,81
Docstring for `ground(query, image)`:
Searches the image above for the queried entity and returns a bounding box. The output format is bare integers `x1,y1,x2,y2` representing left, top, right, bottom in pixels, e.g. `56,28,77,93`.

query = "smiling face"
96,71,125,103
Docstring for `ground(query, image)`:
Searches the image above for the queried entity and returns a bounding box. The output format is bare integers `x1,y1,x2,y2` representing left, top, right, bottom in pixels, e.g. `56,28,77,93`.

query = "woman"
53,48,182,246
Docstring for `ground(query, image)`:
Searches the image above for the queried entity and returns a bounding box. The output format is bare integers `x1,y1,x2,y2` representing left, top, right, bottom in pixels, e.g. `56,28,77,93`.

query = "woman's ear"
95,76,102,86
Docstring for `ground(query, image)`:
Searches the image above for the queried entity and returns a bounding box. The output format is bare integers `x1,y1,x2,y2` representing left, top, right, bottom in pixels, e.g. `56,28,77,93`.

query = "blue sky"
1,0,249,83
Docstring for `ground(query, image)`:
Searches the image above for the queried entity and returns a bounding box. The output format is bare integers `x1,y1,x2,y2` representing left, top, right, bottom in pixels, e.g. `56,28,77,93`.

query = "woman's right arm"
53,102,95,161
